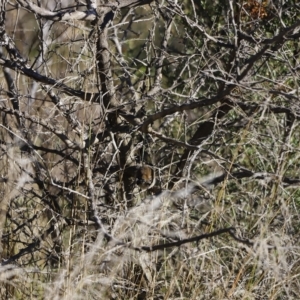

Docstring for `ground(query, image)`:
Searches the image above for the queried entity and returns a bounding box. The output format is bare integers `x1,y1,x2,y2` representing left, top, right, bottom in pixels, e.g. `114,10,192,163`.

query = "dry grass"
1,1,300,299
0,175,299,299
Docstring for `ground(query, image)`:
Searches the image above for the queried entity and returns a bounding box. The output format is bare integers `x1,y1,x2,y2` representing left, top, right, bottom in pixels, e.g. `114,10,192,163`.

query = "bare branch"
16,0,155,22
136,227,253,252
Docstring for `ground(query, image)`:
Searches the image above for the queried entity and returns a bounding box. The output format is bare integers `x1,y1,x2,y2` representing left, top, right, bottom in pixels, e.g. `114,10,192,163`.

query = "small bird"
136,165,154,188
124,165,155,190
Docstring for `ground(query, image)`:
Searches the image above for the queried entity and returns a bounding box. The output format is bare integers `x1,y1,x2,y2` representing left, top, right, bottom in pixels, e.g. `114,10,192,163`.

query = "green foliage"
1,0,300,299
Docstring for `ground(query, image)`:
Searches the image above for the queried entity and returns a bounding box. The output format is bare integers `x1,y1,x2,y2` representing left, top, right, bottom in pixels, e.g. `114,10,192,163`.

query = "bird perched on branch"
124,164,155,190
136,165,154,189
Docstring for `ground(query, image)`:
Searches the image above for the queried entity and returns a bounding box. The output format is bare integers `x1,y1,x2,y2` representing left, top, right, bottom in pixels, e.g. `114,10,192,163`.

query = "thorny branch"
136,227,253,252
1,226,252,265
1,1,300,295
